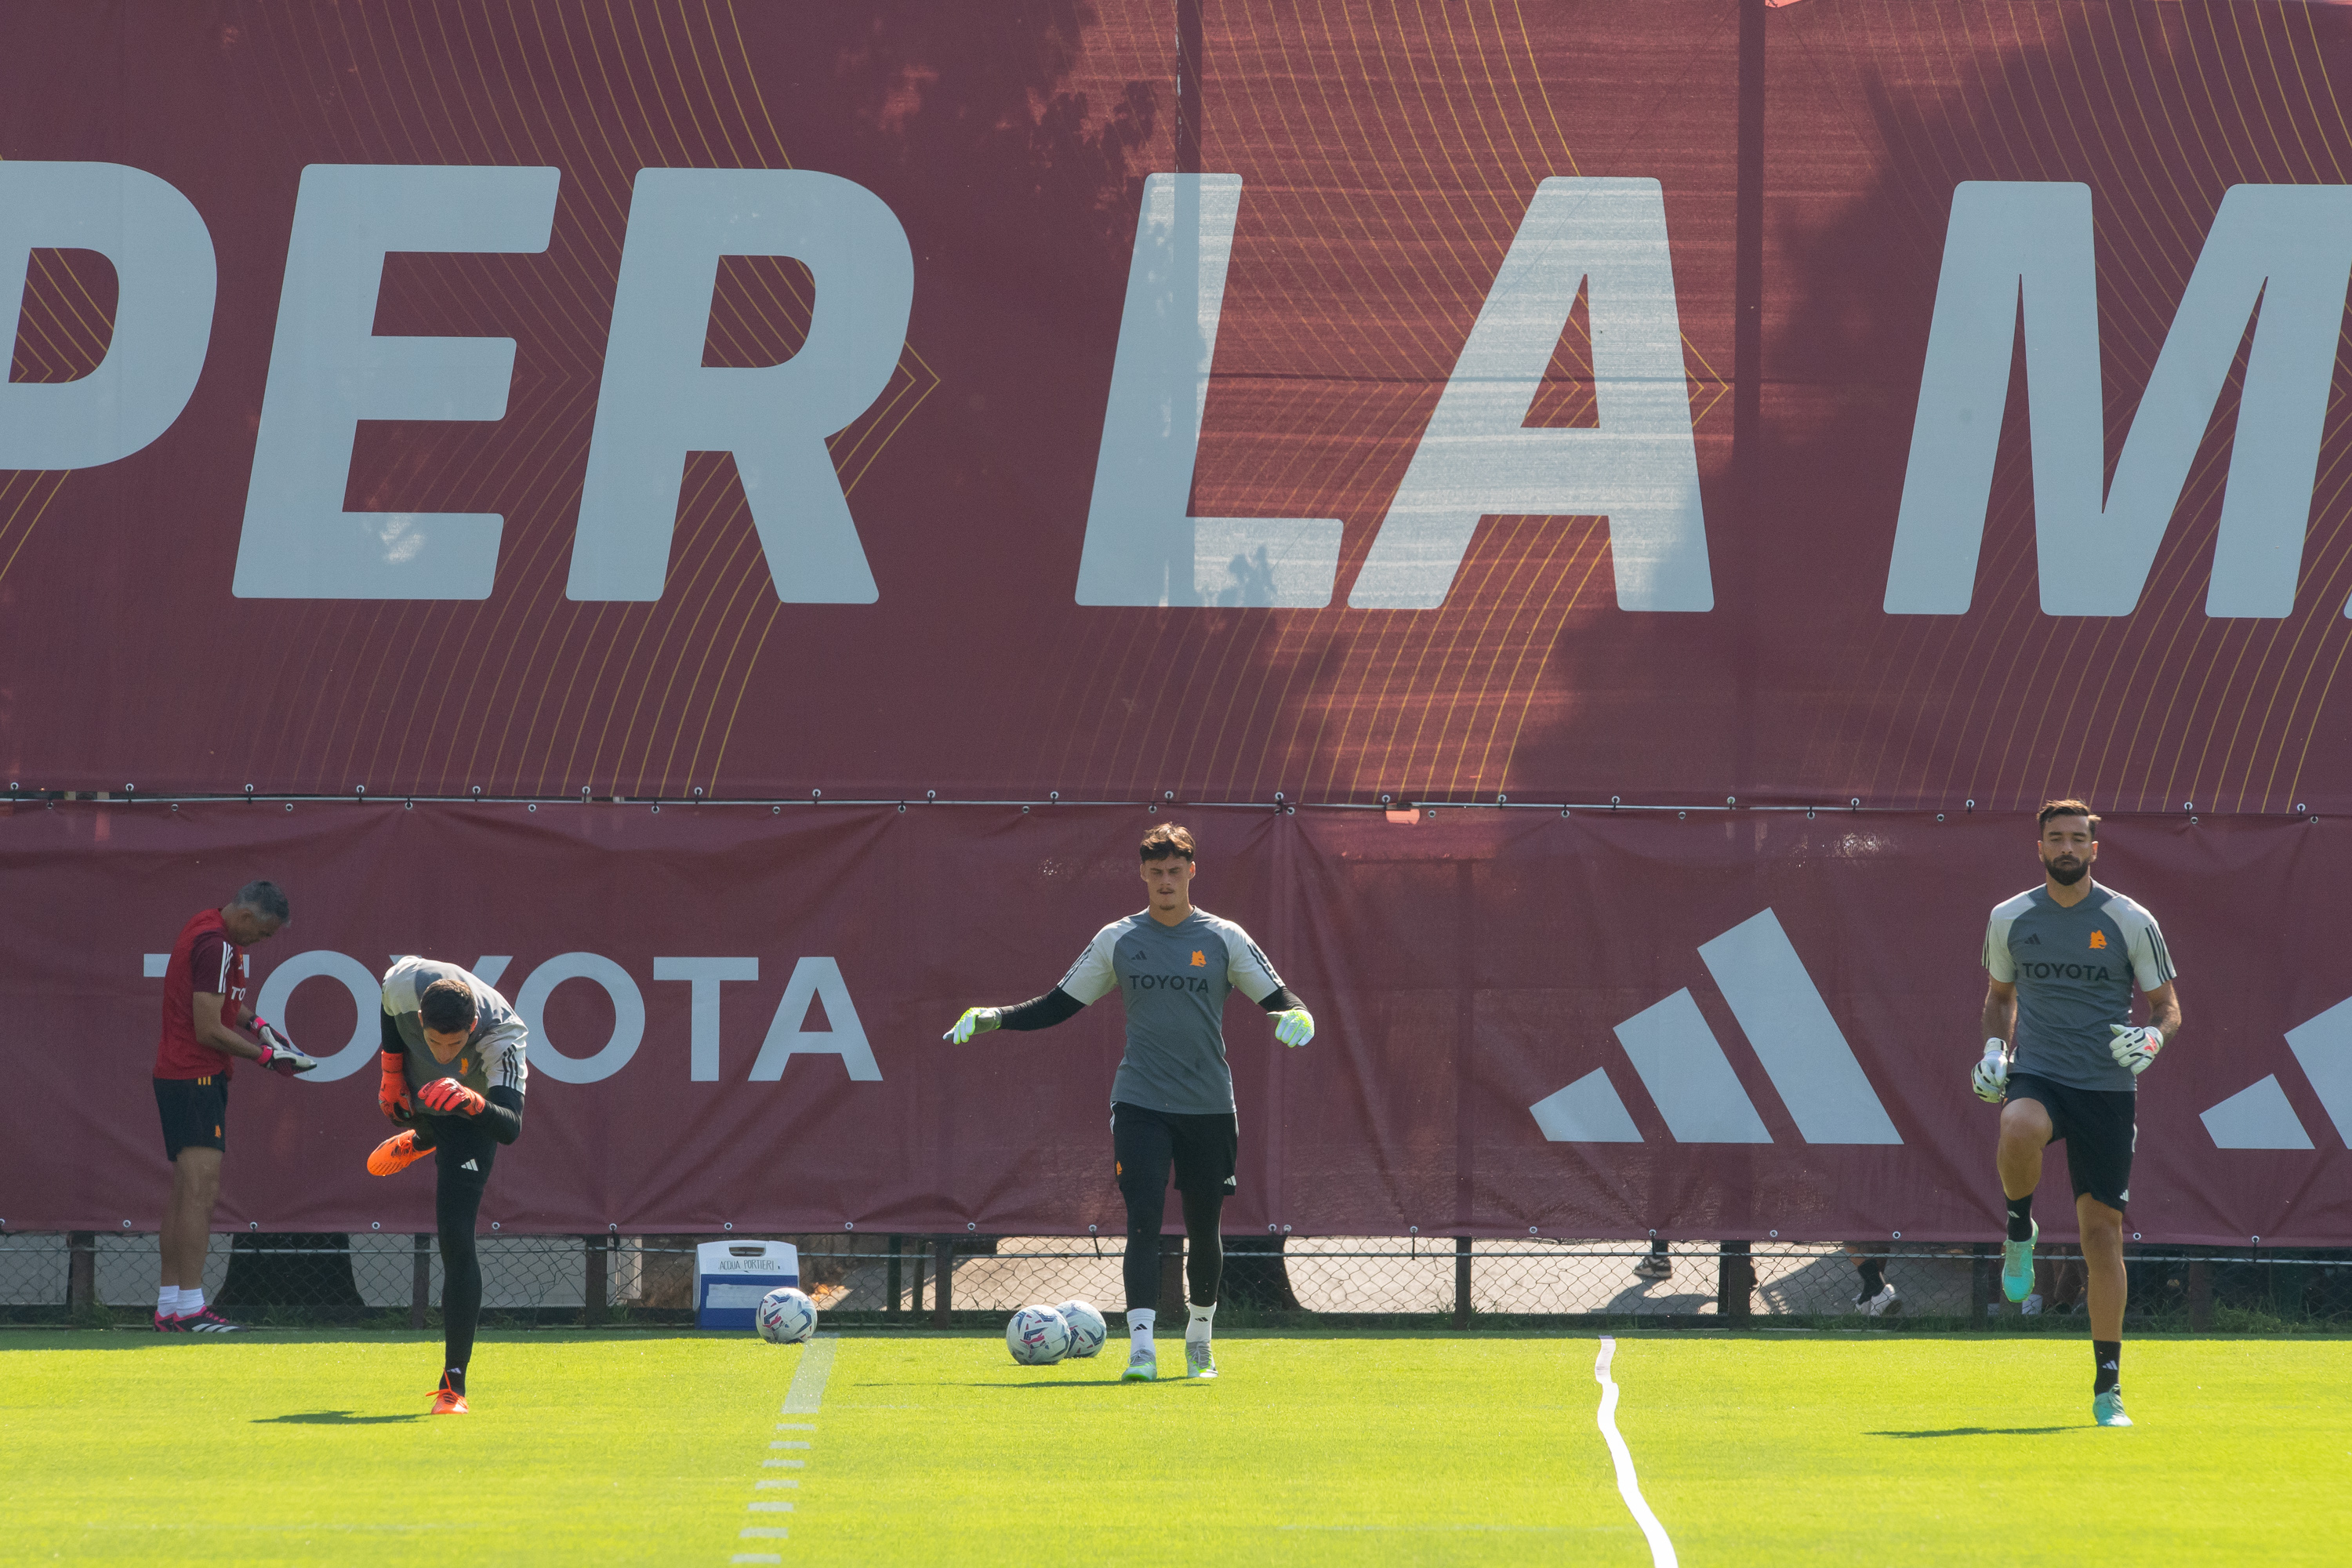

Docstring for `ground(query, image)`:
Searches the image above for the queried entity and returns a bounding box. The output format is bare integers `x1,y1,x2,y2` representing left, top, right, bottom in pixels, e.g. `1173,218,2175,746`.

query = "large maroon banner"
2,3,2351,811
4,800,2346,1244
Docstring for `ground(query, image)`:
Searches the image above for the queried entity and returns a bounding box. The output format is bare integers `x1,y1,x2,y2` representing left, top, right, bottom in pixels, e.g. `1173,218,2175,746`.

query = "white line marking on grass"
755,1480,798,1489
781,1334,837,1414
760,1460,804,1468
747,1502,794,1512
731,1555,782,1563
769,1440,811,1449
1593,1338,1677,1568
739,1527,789,1539
775,1421,815,1429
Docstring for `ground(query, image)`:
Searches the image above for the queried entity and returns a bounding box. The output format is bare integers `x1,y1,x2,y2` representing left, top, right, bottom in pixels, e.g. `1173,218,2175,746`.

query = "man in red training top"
151,880,317,1331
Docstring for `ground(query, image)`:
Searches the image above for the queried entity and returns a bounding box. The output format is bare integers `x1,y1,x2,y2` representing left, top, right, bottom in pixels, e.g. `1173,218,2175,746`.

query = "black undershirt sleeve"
477,1085,524,1145
1258,985,1302,1014
380,1010,403,1053
994,988,1086,1031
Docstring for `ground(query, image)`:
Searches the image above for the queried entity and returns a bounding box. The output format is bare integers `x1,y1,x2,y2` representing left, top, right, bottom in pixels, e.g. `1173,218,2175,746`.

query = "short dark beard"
2045,857,2089,887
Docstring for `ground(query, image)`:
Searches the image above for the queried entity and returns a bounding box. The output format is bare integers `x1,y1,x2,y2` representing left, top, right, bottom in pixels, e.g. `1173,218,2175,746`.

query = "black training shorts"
1112,1101,1239,1199
2006,1073,2137,1212
413,1113,499,1189
154,1076,229,1161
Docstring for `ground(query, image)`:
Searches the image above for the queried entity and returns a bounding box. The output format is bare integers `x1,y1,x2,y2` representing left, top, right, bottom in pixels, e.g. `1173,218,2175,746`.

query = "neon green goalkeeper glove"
1273,1007,1314,1047
943,1007,1000,1044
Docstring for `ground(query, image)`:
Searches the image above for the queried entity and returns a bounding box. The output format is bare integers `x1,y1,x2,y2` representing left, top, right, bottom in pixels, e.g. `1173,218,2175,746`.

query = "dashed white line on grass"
1593,1338,1677,1568
728,1333,833,1558
781,1334,837,1414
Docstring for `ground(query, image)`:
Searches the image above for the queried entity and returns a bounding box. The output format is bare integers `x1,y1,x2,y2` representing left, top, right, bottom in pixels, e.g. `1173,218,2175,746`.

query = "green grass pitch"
5,1329,2347,1564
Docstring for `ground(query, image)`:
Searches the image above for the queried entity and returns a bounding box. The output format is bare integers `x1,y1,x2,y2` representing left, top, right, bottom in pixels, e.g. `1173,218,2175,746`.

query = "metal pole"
1717,1240,1754,1321
1158,1230,1187,1322
67,1231,95,1314
411,1233,430,1329
887,1234,902,1316
931,1235,956,1327
1453,1236,1472,1330
583,1234,608,1327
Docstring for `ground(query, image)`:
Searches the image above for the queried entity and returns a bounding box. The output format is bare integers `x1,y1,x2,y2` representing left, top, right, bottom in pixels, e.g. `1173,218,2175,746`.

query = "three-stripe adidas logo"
1530,908,1901,1145
459,1159,480,1171
2200,995,2352,1150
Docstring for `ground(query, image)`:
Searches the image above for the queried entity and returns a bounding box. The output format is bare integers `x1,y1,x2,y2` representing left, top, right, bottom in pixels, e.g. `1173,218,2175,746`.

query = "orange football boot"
368,1130,430,1177
430,1374,469,1414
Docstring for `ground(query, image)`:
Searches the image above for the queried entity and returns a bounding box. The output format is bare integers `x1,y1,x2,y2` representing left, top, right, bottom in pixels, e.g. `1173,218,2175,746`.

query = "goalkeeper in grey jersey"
368,956,528,1414
942,823,1314,1381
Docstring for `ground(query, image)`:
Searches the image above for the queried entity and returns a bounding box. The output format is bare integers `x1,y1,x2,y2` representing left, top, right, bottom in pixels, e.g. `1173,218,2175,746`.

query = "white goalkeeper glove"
2109,1023,2165,1076
1970,1039,2009,1103
254,1018,319,1077
1273,1007,1314,1048
942,1007,1000,1044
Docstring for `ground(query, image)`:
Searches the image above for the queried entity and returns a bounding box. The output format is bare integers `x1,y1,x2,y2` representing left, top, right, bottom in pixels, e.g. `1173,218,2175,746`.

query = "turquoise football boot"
2001,1219,2037,1303
2093,1388,2132,1427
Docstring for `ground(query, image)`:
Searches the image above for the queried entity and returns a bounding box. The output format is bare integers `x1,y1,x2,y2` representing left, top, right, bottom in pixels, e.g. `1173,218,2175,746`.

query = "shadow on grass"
1869,1426,2077,1439
855,1377,1204,1389
254,1411,425,1425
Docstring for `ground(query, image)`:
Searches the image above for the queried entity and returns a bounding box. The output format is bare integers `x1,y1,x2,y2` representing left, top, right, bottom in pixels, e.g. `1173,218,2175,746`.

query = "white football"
1055,1299,1107,1358
1006,1305,1071,1365
756,1286,818,1345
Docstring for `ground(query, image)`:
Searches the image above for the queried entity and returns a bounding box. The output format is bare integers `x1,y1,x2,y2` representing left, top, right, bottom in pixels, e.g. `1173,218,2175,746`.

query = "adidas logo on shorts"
459,1159,479,1171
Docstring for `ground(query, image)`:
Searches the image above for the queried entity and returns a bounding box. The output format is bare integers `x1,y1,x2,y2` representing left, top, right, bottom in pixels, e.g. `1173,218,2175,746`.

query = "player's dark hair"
420,978,477,1034
231,879,291,922
2037,798,2099,835
1140,823,1196,862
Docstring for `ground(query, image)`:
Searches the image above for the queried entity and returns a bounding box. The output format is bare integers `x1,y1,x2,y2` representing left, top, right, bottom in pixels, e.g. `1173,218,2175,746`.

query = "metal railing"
6,1230,2347,1331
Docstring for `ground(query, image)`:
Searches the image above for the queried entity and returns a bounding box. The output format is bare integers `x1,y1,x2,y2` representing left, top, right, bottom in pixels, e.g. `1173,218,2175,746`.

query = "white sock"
1127,1308,1155,1352
180,1287,205,1316
158,1286,178,1316
1186,1301,1216,1342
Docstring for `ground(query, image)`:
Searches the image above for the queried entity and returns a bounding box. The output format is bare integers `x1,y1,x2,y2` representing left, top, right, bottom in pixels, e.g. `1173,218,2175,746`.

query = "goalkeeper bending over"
944,823,1313,1381
368,957,528,1414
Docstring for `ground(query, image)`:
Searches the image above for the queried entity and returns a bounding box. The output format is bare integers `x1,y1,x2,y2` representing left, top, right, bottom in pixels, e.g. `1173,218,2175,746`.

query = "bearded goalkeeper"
942,823,1313,1383
1971,800,2180,1428
368,956,528,1415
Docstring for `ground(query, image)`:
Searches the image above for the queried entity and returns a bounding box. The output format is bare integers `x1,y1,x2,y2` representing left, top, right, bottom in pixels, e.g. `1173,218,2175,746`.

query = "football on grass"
1006,1305,1071,1365
756,1287,818,1345
1055,1299,1107,1358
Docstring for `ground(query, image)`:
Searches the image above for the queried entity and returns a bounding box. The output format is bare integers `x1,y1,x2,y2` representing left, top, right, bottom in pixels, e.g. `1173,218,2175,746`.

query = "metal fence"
6,1230,2348,1331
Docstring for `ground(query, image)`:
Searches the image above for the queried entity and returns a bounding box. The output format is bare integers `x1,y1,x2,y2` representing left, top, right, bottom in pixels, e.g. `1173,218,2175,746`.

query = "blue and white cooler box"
695,1240,800,1330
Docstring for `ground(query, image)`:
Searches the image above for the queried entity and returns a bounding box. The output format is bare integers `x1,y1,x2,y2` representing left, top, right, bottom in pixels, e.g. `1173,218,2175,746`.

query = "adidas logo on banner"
2198,996,2352,1151
1530,908,1901,1145
459,1159,479,1171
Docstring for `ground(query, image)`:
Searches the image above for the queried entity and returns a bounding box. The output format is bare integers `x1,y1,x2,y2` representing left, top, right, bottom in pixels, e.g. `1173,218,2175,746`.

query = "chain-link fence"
7,1230,2349,1331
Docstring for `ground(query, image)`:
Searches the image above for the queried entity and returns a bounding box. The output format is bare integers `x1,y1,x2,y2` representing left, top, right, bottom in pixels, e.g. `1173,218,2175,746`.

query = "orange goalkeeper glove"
419,1077,486,1117
378,1051,414,1123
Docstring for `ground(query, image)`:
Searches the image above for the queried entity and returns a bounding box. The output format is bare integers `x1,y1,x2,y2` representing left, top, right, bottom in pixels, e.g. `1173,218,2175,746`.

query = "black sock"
445,1365,466,1396
1856,1258,1886,1296
2092,1340,2120,1394
2005,1193,2034,1243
